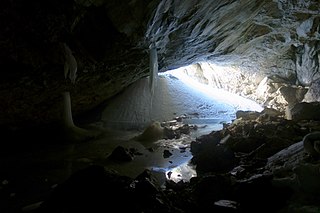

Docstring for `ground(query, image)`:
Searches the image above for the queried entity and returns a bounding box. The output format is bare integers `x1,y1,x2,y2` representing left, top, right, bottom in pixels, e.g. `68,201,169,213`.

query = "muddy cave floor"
0,120,222,212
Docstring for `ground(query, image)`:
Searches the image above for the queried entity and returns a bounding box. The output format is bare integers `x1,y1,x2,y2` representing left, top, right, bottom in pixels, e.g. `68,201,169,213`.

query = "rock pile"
37,105,320,212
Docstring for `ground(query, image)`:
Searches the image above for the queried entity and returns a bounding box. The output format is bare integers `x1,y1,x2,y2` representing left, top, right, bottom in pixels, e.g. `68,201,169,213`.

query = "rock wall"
150,0,319,111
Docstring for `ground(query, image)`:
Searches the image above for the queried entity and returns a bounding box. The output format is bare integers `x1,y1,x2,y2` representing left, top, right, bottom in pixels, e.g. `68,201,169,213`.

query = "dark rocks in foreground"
37,165,178,213
36,107,320,213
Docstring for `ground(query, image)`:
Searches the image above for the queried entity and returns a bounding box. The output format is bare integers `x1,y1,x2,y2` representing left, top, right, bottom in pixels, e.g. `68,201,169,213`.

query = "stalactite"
63,43,77,84
145,1,170,95
149,42,158,95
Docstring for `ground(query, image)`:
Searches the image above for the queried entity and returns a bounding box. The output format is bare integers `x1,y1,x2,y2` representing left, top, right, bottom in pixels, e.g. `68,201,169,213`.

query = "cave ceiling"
0,0,319,129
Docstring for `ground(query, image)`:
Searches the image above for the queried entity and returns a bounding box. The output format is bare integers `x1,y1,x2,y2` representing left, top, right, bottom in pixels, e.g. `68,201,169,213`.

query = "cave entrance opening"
102,62,263,132
161,63,264,134
99,62,263,183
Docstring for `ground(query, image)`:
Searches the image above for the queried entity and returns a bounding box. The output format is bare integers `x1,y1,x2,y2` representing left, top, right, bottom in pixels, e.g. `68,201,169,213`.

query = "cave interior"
1,0,320,212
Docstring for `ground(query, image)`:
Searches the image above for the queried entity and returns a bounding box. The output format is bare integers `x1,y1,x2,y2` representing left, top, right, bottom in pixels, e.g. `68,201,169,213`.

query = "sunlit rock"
296,41,320,86
303,78,320,102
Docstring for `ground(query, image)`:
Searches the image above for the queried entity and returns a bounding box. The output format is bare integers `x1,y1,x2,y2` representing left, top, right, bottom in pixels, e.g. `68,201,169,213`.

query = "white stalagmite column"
62,91,95,142
62,91,75,128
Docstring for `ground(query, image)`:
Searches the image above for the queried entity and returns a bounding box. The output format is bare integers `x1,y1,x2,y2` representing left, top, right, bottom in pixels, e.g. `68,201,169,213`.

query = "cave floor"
0,122,221,212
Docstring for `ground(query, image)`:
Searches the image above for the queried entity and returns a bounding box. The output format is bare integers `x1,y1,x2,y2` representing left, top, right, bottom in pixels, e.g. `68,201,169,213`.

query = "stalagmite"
62,91,93,142
133,121,164,143
61,43,99,142
62,91,75,128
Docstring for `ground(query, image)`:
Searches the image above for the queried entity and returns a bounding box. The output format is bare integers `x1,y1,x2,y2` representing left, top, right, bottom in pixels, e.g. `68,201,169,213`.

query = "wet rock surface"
10,105,318,213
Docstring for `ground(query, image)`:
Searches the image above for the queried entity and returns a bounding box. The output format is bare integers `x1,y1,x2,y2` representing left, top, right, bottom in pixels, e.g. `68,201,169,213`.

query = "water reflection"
165,161,197,183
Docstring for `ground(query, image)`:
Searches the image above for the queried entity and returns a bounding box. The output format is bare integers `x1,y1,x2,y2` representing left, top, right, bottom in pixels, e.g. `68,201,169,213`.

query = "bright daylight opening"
163,63,263,117
101,62,263,183
102,62,263,131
